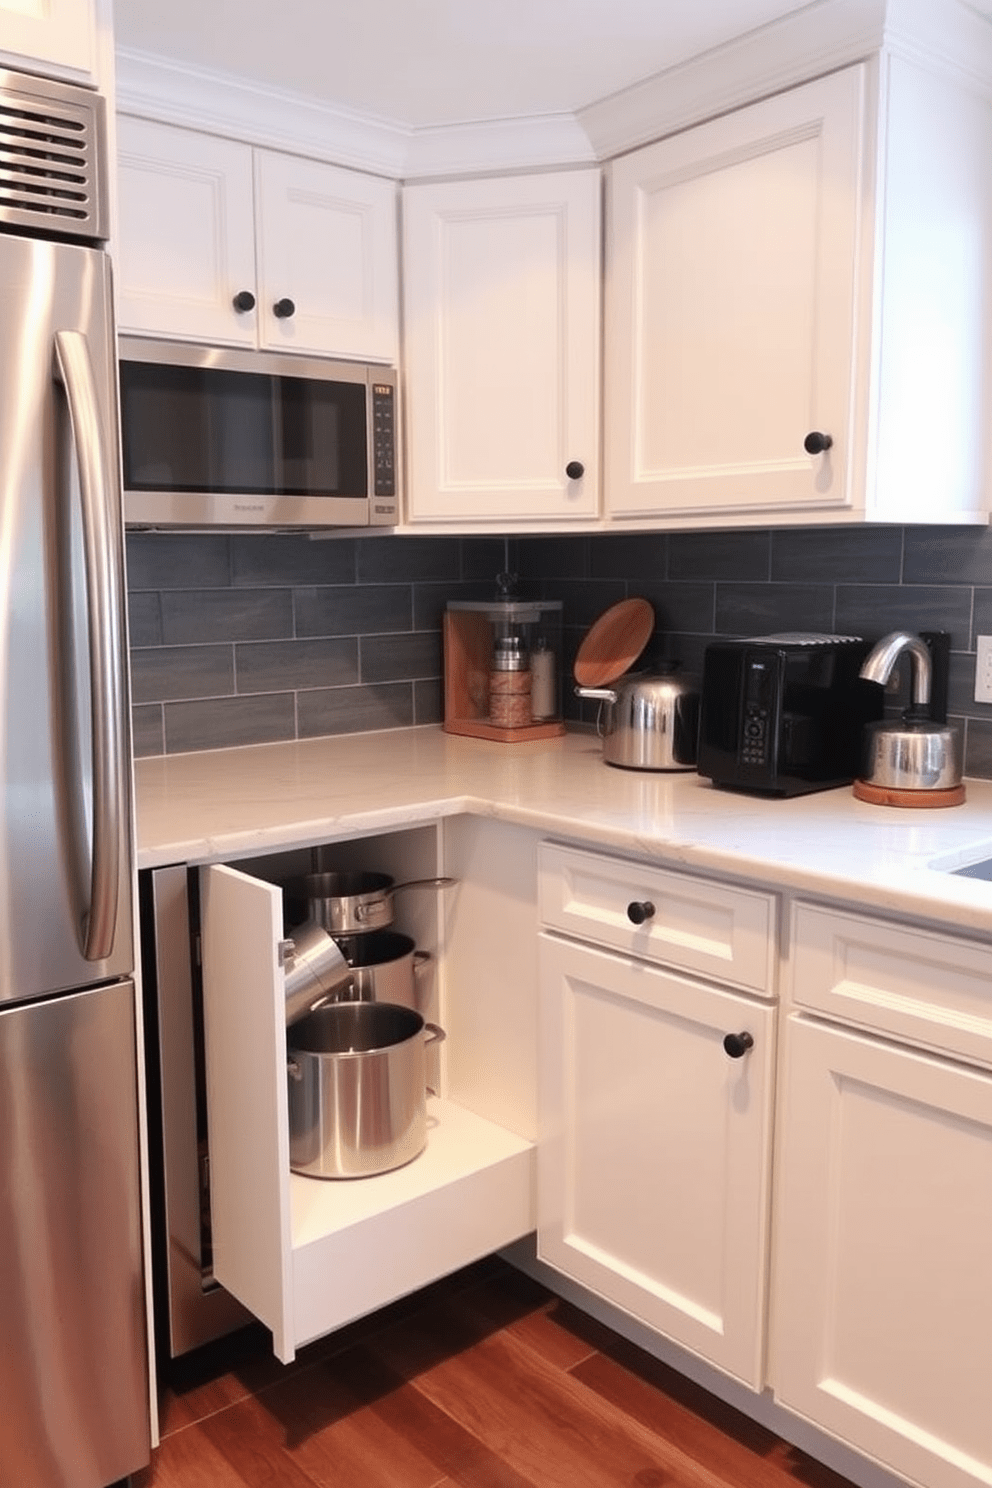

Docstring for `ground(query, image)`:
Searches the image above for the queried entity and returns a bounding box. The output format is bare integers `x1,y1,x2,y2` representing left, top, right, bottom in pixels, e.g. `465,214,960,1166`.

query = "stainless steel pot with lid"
575,667,700,771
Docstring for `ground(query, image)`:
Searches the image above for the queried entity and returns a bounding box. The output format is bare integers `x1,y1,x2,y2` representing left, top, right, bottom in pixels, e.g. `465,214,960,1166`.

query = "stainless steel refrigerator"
0,69,150,1486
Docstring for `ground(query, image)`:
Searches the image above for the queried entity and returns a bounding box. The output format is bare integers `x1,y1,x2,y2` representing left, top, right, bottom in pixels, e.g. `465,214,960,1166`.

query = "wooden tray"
573,598,654,687
852,779,967,808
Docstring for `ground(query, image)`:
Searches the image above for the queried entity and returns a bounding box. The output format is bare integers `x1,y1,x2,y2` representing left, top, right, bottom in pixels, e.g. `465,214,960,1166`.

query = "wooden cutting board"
574,598,654,687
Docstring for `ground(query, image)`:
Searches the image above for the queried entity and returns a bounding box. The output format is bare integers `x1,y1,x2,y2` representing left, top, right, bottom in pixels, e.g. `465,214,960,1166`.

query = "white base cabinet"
771,1015,992,1488
198,838,534,1364
116,116,399,363
402,170,601,525
536,842,777,1388
538,934,775,1387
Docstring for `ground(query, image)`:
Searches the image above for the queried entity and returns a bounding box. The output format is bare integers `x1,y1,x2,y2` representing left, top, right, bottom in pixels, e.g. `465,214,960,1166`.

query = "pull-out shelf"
200,862,535,1362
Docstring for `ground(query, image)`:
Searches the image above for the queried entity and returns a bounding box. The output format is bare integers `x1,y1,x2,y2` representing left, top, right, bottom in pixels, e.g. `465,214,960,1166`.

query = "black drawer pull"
626,900,655,925
723,1031,754,1059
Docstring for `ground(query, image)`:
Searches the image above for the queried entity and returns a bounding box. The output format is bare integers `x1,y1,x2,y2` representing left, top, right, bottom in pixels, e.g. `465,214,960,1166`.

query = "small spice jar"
489,635,531,728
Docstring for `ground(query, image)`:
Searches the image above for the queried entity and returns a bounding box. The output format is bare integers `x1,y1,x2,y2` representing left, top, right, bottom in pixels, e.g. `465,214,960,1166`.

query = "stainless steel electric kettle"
854,631,964,805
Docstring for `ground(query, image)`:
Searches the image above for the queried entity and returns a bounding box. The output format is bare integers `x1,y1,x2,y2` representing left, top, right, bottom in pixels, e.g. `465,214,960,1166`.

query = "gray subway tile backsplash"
130,644,234,705
235,637,359,694
125,526,992,778
902,526,992,585
163,693,296,754
128,591,162,648
770,525,902,583
670,529,771,582
293,582,412,638
715,581,835,636
359,631,443,684
126,532,233,591
834,584,972,643
297,681,414,738
231,533,357,587
160,587,294,645
131,703,165,758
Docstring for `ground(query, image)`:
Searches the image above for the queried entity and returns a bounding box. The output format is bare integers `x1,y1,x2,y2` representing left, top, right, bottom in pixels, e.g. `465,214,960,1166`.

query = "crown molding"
114,48,411,176
402,115,596,179
116,0,992,179
578,0,887,158
882,0,992,98
115,47,596,178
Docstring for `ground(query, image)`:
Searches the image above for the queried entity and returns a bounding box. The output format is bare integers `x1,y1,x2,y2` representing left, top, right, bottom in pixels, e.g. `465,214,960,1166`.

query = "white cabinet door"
254,152,397,362
116,117,259,347
116,118,399,362
403,170,601,524
772,1016,992,1488
538,934,775,1387
0,0,95,81
605,66,864,520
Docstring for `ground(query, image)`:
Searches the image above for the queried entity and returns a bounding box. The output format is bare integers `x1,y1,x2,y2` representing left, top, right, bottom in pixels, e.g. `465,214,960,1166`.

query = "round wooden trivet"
852,779,967,808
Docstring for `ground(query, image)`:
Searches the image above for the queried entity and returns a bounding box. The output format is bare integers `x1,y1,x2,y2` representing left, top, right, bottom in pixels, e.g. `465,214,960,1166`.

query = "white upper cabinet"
116,119,258,347
0,0,95,83
402,170,601,525
116,116,399,363
606,55,992,526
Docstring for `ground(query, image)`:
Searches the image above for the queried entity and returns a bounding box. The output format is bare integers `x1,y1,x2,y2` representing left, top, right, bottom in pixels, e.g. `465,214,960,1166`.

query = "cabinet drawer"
791,902,992,1069
539,842,776,996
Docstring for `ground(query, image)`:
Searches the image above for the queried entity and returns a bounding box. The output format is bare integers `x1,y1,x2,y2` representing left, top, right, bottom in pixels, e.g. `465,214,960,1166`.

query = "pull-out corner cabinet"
199,861,535,1362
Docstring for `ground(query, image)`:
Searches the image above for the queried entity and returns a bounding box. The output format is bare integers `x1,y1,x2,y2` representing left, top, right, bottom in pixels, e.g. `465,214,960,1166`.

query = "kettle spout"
859,631,932,709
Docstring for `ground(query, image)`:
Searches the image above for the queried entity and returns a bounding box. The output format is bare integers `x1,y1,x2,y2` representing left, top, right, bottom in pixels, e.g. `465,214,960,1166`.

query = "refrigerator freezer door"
0,235,133,1001
0,979,150,1486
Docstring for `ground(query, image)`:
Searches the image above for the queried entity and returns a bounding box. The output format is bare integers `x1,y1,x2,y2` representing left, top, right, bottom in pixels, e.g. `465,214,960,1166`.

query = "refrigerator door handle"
53,329,123,963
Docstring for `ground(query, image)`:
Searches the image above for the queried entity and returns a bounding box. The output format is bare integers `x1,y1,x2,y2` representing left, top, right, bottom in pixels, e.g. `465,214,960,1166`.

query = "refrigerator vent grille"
0,71,106,241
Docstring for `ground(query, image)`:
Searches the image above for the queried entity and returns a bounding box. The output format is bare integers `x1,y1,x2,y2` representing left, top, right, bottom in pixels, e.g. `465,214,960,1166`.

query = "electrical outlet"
976,636,992,703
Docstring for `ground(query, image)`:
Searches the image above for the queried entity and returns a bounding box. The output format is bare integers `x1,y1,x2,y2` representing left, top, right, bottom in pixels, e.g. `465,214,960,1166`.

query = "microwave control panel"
371,383,398,522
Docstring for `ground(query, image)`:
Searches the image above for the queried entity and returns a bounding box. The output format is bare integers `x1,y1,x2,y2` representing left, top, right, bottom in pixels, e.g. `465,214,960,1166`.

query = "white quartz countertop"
134,726,992,937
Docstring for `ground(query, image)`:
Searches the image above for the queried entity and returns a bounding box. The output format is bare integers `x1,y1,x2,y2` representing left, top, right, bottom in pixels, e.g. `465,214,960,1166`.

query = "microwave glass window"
120,363,274,494
276,377,367,496
120,362,370,498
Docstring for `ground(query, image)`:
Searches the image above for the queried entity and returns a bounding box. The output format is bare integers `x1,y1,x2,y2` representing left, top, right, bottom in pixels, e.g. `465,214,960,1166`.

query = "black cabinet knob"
627,900,655,925
565,460,585,480
723,1031,754,1059
804,431,833,455
232,290,256,313
273,297,296,319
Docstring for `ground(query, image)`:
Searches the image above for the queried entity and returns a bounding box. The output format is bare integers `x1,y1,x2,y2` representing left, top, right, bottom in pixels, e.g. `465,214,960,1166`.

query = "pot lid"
573,598,654,687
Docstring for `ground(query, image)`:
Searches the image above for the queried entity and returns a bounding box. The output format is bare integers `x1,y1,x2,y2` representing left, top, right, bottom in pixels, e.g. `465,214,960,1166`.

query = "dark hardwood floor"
135,1256,859,1487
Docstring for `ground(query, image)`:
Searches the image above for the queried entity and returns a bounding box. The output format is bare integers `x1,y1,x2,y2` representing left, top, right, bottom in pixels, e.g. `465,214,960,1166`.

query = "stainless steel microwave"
118,339,398,529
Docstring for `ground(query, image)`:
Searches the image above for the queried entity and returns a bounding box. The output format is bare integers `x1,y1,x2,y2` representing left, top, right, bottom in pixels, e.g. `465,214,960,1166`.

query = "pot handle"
574,686,618,703
287,1058,302,1082
390,877,457,894
413,950,432,975
424,1021,446,1099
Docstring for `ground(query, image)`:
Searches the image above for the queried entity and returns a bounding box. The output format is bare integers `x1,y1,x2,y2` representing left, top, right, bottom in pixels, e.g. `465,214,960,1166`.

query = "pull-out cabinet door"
538,933,775,1387
200,861,535,1363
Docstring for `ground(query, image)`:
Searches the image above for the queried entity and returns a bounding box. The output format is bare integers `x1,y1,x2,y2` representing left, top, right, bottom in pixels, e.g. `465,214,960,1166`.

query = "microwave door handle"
53,330,122,963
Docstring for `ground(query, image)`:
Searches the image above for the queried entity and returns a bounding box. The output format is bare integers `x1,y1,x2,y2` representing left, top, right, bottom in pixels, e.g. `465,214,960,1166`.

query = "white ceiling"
114,0,838,130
